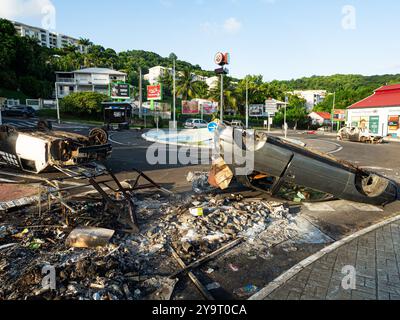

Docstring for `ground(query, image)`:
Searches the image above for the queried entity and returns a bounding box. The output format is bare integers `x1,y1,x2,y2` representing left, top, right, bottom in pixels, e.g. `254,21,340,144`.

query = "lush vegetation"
60,92,108,117
2,17,400,128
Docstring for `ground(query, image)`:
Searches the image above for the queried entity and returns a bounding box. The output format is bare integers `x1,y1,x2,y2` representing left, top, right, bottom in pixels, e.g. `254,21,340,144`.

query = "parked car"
184,119,208,129
337,127,383,144
230,120,245,129
3,105,36,118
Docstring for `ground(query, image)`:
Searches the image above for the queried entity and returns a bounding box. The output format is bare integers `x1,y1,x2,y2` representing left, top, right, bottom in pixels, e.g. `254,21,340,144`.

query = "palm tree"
176,68,198,100
78,38,93,54
193,81,209,99
209,77,238,113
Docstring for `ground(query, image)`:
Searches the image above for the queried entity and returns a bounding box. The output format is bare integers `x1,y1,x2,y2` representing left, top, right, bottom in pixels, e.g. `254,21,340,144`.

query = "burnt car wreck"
214,124,399,206
0,123,112,174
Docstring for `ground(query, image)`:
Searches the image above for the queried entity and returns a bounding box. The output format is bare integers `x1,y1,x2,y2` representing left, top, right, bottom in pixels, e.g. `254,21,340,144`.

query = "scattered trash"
13,228,29,239
205,268,215,274
233,285,259,298
28,239,44,250
228,264,239,272
0,185,301,300
189,208,204,217
66,227,115,249
208,157,234,190
206,282,221,291
141,277,178,301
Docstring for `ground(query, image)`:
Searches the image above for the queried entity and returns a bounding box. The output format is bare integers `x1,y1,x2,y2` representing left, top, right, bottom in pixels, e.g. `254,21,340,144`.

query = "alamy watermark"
145,123,255,175
41,265,56,291
341,265,357,290
342,5,357,30
41,2,56,31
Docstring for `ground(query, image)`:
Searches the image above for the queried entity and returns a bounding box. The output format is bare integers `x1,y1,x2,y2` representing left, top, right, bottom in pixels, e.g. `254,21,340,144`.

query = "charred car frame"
0,122,112,174
215,125,399,206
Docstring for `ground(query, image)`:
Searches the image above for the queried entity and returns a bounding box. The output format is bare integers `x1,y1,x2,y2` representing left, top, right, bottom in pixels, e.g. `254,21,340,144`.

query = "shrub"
60,92,108,117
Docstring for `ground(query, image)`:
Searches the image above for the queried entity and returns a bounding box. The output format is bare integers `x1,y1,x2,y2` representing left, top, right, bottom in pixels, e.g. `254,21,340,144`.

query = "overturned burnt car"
0,122,112,174
214,124,399,206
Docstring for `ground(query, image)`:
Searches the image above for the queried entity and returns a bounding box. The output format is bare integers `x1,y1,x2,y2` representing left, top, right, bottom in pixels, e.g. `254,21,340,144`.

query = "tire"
89,128,109,145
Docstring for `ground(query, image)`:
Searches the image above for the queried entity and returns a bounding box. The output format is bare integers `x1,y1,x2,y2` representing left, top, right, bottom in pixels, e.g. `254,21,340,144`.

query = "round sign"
208,121,219,133
214,52,224,65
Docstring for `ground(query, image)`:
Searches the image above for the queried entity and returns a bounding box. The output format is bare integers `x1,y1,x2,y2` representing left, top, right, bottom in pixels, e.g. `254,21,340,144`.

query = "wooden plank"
170,246,215,301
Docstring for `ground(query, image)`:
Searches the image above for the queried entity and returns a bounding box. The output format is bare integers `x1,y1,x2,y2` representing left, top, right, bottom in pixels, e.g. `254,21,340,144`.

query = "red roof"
348,84,400,109
313,112,331,120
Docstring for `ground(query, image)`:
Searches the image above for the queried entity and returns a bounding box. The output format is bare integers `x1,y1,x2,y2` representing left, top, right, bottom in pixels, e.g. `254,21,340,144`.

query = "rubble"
0,185,301,300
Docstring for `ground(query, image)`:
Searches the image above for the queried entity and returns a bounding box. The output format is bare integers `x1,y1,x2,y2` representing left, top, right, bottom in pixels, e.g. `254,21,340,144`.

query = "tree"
274,95,308,129
176,68,198,100
158,71,173,98
209,76,238,112
193,81,209,99
169,53,178,61
60,92,108,116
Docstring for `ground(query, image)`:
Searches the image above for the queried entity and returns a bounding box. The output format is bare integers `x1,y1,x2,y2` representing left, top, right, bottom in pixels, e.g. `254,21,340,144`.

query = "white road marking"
312,139,344,154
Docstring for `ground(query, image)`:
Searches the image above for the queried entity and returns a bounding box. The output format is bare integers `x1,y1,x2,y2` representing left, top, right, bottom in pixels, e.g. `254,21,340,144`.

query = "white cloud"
160,0,173,8
201,17,243,35
223,17,242,34
0,0,54,20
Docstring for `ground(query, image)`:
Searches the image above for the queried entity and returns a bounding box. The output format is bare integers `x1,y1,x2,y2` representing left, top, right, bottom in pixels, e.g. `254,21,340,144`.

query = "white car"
184,119,208,129
337,127,383,144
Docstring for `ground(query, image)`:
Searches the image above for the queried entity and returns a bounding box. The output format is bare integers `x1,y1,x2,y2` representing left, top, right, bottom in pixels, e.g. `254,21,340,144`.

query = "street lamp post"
173,59,177,129
245,78,249,129
139,67,143,119
332,92,336,132
284,96,288,139
220,74,224,122
55,82,61,124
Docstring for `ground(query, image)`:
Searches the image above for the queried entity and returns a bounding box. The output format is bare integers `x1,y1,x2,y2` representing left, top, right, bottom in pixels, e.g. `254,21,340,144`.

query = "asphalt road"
2,118,400,300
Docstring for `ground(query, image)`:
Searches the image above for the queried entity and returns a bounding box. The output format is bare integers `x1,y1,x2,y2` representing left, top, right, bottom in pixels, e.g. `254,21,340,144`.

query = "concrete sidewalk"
251,215,400,300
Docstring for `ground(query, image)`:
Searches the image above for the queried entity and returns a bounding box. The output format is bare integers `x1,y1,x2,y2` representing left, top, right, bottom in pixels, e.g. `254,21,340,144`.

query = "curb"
249,213,400,300
141,133,214,150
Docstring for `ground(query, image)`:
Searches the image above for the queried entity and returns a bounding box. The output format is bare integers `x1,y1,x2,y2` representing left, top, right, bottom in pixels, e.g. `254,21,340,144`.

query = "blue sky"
1,0,400,80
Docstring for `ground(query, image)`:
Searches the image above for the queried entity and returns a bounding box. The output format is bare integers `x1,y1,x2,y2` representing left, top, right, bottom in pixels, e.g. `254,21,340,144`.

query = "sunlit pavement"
253,216,400,300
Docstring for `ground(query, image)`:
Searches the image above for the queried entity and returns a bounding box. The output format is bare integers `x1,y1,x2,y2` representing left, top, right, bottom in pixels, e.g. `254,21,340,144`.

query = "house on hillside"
55,68,127,98
309,112,332,126
290,90,327,111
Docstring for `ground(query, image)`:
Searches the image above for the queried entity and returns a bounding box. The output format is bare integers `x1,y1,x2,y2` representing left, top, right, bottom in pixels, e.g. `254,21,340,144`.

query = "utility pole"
220,74,224,122
245,78,249,129
332,92,336,132
139,67,143,119
284,96,288,139
173,59,177,129
55,82,61,124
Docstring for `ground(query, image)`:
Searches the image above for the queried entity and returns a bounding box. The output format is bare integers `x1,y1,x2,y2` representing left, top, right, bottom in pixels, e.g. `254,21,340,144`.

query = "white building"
143,66,172,84
206,76,219,90
55,68,127,98
347,84,400,138
144,66,217,89
291,90,327,111
12,20,85,53
309,112,332,126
